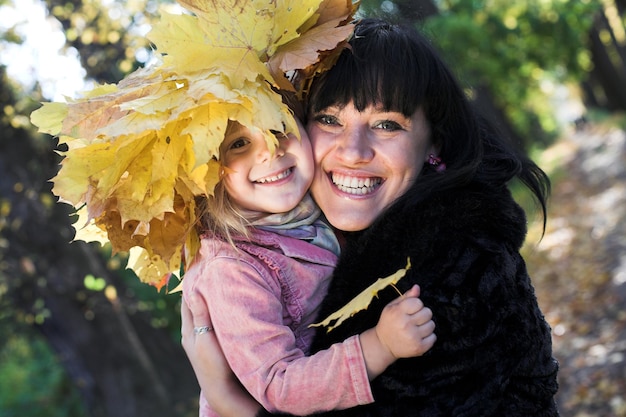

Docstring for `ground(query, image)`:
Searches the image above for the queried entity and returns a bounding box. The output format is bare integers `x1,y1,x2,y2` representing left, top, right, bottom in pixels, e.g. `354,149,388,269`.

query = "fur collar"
339,182,526,289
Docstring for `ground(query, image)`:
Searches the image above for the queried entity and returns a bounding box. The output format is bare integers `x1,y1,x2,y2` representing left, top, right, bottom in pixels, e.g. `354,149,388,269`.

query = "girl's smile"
220,120,314,214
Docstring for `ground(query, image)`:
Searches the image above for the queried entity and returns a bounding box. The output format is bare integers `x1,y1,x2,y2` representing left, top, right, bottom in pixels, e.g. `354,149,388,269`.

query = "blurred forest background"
0,0,625,416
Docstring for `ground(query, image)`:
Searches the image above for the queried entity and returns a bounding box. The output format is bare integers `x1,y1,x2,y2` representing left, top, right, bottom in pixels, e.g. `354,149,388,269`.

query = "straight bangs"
308,20,432,117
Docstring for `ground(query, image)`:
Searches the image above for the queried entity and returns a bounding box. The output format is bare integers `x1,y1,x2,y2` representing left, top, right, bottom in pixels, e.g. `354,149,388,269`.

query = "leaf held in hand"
311,258,411,332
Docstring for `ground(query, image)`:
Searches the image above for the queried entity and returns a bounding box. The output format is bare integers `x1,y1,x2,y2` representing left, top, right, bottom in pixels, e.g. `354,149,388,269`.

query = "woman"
182,17,559,417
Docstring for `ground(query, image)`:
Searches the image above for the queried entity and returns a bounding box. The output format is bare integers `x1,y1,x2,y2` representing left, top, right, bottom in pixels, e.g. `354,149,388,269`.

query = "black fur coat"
262,182,559,417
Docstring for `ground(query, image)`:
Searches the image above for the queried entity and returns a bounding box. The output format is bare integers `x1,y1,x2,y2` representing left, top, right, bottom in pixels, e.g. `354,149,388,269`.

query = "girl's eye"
229,137,249,150
374,120,403,131
271,130,289,141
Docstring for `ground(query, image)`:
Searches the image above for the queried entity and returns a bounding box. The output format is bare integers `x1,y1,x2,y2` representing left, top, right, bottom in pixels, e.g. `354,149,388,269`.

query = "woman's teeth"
332,173,382,195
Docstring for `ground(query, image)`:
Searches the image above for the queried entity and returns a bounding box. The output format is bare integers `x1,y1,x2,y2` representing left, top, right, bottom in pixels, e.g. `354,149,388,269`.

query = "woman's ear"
425,145,446,172
424,143,441,163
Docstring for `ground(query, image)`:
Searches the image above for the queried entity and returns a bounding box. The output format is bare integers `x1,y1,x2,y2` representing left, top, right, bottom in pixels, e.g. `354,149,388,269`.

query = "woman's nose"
335,125,373,164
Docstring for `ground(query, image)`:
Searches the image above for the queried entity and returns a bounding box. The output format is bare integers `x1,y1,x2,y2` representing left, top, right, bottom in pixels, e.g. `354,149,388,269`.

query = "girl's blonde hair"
194,178,250,245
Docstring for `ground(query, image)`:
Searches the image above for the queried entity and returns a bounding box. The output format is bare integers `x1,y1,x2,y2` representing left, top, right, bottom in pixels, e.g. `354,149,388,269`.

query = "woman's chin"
323,210,377,232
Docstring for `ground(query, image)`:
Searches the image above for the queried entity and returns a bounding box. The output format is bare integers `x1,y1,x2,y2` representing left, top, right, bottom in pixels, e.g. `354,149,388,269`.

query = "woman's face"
307,102,435,231
220,119,314,214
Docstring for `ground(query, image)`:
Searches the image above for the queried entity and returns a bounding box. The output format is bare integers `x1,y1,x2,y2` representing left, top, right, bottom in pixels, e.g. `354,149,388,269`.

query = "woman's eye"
314,114,340,126
375,120,403,131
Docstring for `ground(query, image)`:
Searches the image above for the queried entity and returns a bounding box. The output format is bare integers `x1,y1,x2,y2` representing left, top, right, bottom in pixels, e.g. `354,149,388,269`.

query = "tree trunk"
584,7,626,111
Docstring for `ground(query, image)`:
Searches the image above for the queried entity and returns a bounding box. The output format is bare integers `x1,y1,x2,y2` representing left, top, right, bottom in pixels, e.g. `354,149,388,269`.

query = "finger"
185,291,212,329
421,332,437,349
416,320,436,337
411,306,433,325
411,321,436,345
180,298,193,348
389,295,424,317
401,297,425,314
388,285,420,308
181,298,191,329
403,284,419,298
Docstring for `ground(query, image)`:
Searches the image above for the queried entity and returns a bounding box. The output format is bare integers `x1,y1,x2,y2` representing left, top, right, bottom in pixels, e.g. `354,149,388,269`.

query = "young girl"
181,115,436,417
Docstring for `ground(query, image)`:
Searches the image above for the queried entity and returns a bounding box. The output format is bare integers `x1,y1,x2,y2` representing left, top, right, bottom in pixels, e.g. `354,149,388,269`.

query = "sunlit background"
1,0,625,416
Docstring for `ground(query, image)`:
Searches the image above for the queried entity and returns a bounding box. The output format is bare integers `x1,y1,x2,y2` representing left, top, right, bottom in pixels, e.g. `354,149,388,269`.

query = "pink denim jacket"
183,228,374,416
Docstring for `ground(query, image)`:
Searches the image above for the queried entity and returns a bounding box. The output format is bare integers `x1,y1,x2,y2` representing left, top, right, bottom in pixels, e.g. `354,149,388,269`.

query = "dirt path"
523,122,626,417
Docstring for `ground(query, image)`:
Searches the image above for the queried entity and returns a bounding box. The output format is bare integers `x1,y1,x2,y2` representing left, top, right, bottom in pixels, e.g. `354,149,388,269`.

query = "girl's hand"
375,285,436,359
359,285,436,379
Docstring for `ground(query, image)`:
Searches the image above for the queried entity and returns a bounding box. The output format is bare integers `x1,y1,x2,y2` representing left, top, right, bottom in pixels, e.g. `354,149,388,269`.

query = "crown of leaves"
30,0,359,291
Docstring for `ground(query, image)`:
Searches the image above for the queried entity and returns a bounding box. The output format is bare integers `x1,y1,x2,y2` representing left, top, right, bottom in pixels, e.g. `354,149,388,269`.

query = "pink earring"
428,154,446,172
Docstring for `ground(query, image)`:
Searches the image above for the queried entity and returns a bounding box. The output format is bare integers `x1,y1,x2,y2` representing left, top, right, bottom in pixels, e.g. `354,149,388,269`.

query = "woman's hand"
181,292,261,417
181,292,231,385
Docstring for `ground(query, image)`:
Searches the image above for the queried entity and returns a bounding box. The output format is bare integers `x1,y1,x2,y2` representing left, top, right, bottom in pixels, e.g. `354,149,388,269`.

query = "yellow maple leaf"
63,71,178,141
147,8,275,87
51,141,119,205
127,246,176,290
268,1,356,73
267,0,358,95
30,0,359,288
30,102,67,135
316,0,359,24
311,258,412,332
176,0,320,56
269,21,354,71
72,205,109,245
185,159,223,196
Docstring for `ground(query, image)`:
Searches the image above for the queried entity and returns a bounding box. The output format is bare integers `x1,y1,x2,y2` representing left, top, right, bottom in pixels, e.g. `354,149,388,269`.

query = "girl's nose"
274,146,285,159
258,141,285,163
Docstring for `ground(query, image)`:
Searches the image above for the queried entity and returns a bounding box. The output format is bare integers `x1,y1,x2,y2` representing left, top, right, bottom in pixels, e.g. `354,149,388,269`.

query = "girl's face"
307,102,436,231
220,119,314,214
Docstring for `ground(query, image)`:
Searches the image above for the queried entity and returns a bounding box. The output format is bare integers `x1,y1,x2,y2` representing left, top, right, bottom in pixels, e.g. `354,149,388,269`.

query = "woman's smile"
330,172,383,196
308,103,435,231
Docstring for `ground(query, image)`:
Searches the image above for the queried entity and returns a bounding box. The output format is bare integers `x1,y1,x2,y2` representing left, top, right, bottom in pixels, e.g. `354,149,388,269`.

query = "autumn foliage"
30,0,358,289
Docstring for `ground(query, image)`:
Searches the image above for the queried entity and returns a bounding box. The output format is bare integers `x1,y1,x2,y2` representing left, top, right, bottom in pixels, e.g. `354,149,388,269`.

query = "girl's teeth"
257,168,292,183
